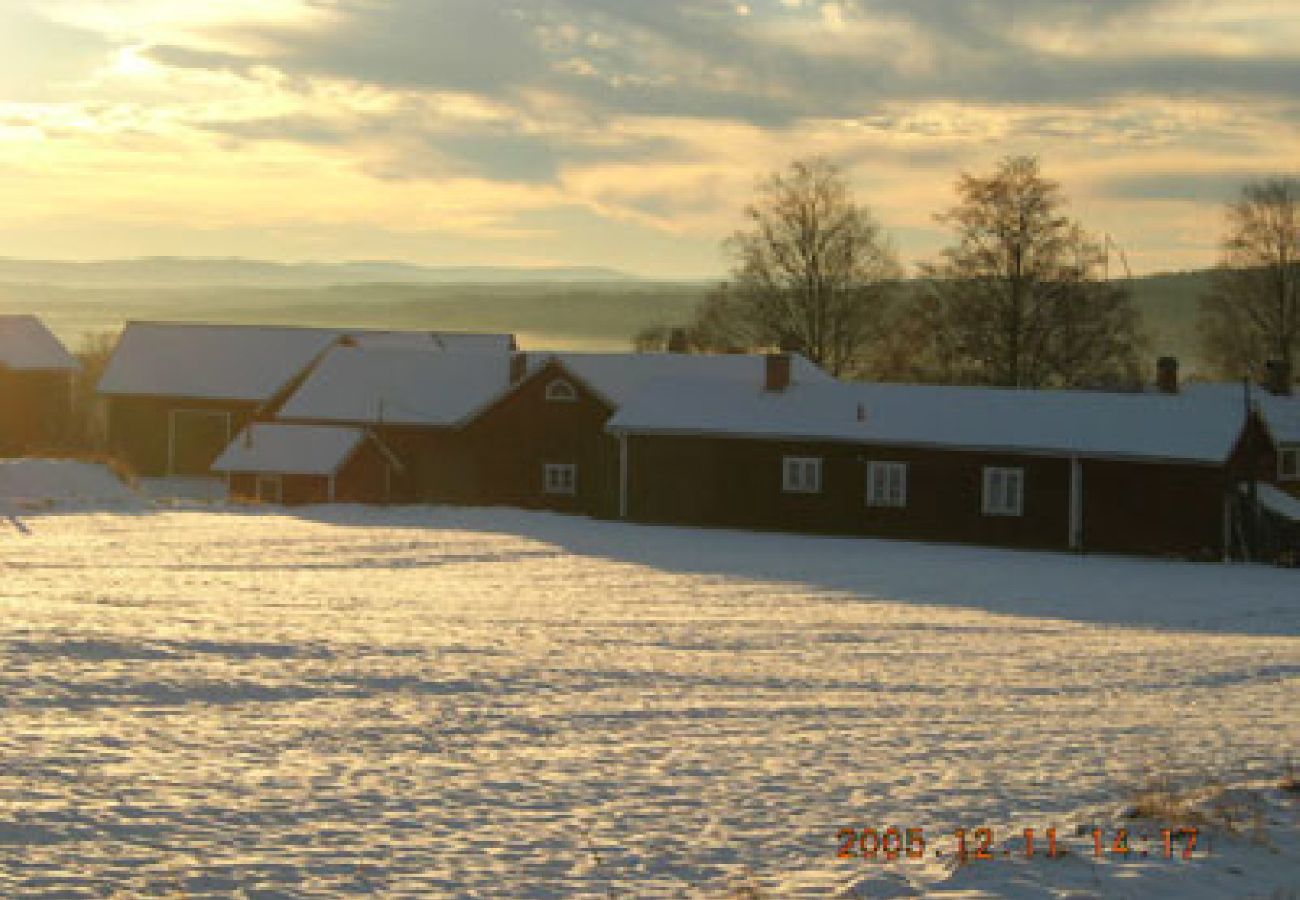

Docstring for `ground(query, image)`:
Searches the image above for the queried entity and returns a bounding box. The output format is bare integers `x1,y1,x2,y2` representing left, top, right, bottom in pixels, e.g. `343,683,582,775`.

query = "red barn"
271,344,518,502
0,315,79,453
97,322,514,476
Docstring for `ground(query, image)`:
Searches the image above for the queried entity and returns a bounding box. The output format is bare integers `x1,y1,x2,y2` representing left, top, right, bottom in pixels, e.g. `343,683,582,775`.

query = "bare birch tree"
1199,178,1300,380
714,158,900,375
915,156,1143,388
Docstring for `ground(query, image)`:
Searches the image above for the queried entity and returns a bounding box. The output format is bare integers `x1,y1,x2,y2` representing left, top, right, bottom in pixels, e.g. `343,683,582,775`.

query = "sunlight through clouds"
0,0,1296,274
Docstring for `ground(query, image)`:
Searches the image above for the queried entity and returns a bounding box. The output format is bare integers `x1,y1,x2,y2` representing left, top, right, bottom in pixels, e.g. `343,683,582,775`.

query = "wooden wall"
106,396,257,476
0,369,73,452
462,361,619,516
624,434,1235,557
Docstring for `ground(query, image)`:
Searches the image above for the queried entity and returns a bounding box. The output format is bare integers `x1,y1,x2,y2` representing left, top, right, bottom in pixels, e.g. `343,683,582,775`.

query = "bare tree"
1198,178,1300,379
714,158,900,375
915,156,1143,388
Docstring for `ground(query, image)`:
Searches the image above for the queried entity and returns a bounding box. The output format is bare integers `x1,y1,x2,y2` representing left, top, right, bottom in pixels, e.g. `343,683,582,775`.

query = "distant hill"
0,263,1215,371
0,256,638,288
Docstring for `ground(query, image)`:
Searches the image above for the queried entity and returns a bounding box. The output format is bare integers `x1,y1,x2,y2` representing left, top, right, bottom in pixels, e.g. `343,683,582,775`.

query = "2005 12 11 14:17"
837,827,1205,861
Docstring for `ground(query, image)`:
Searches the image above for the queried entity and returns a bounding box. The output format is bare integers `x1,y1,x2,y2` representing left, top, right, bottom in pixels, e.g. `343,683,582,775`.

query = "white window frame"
543,463,577,495
782,456,823,494
1280,446,1300,481
982,466,1025,517
255,474,283,505
866,461,908,508
544,379,578,402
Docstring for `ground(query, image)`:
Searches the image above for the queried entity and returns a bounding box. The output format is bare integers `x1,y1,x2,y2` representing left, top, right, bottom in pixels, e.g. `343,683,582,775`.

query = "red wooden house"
0,315,79,453
461,351,832,516
605,354,1279,559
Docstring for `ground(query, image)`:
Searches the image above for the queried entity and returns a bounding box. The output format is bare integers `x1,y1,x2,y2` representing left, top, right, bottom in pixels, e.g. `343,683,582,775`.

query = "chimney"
666,328,689,354
1156,356,1179,394
509,352,528,384
765,353,792,392
1264,359,1293,396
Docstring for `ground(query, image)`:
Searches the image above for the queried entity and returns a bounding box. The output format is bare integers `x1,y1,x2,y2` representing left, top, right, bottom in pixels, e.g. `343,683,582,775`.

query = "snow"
277,346,513,426
96,323,514,402
1,504,1297,897
1183,382,1300,444
210,422,366,475
1255,482,1300,522
0,315,79,372
608,378,1256,464
529,351,831,407
0,459,138,510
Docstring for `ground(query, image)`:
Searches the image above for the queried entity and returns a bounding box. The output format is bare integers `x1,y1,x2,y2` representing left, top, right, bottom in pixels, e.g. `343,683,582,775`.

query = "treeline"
636,157,1299,388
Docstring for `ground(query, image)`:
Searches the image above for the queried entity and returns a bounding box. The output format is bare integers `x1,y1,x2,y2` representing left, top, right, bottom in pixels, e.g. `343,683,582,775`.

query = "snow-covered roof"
1253,483,1300,523
607,379,1254,464
528,352,831,407
277,346,513,426
211,422,365,475
1181,383,1300,444
0,315,79,372
97,322,514,401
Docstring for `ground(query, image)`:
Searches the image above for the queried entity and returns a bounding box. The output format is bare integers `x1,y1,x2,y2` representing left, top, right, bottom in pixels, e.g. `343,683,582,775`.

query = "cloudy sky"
1,0,1296,277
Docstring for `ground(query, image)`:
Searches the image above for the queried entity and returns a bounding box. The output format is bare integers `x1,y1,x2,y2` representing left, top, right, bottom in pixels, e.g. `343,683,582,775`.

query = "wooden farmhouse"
462,351,832,516
96,322,514,476
605,353,1289,560
0,315,79,453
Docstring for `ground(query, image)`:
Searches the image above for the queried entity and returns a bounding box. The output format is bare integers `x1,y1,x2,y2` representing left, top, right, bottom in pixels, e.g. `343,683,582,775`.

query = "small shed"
0,315,80,452
212,421,402,505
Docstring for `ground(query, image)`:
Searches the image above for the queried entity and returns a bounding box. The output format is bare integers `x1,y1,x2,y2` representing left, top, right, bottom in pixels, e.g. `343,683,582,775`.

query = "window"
782,457,822,494
982,467,1024,516
1281,447,1300,481
543,463,577,495
867,462,908,508
545,379,578,402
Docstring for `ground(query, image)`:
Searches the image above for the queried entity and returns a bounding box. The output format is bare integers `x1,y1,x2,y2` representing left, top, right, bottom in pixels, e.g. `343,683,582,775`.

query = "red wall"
462,361,618,515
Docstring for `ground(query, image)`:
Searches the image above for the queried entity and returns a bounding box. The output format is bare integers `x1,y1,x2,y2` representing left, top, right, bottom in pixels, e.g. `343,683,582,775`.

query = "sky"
0,0,1297,278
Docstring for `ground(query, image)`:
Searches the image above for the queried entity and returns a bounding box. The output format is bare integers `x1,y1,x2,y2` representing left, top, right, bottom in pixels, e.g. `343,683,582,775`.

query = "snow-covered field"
1,496,1298,897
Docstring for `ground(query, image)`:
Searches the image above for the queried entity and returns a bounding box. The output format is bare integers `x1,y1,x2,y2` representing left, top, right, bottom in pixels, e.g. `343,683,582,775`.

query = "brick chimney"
667,328,688,354
509,352,528,384
765,353,792,392
1264,359,1293,396
1155,356,1179,394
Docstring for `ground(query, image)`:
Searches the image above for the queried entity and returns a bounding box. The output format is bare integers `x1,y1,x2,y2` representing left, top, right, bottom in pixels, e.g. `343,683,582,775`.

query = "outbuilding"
0,315,79,452
212,421,402,505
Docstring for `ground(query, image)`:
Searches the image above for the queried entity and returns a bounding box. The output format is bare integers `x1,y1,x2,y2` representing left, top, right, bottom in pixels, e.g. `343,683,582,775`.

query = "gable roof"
211,422,365,476
526,351,831,408
276,345,513,427
0,315,79,372
1180,382,1300,444
607,379,1254,465
96,322,515,402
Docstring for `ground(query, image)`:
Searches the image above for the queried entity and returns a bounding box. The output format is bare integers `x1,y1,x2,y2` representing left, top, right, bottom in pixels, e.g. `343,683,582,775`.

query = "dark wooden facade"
461,360,619,516
0,369,73,453
106,395,259,477
620,429,1270,559
226,437,398,506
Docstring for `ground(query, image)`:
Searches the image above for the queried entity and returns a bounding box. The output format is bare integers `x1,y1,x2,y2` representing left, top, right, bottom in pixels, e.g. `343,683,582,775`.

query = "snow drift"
0,459,141,510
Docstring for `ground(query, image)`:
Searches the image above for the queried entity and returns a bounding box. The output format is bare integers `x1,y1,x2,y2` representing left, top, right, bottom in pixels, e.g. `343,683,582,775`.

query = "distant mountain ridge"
0,257,640,288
